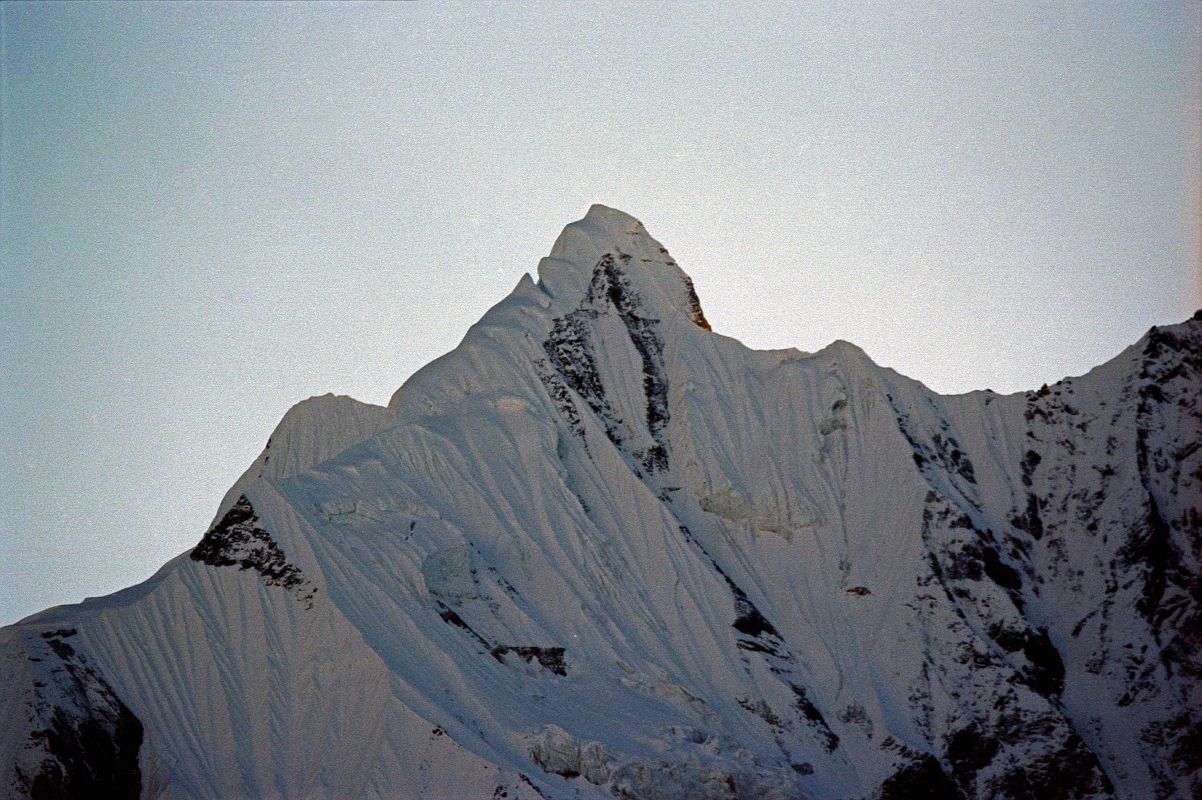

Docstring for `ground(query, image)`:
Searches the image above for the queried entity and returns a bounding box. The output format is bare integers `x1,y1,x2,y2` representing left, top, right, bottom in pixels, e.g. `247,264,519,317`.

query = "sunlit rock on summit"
2,206,1199,800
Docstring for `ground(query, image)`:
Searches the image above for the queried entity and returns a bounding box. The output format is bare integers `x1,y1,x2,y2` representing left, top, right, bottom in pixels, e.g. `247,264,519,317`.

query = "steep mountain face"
3,206,1199,800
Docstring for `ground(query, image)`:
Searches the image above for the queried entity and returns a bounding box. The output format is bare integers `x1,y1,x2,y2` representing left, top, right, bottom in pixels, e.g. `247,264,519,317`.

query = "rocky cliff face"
3,206,1198,800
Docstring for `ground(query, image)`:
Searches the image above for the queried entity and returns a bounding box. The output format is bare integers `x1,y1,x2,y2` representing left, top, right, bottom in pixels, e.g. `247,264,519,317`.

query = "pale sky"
2,1,1199,625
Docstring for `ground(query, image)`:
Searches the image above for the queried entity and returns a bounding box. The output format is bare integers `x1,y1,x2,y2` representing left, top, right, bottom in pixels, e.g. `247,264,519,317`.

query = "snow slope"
3,206,1199,800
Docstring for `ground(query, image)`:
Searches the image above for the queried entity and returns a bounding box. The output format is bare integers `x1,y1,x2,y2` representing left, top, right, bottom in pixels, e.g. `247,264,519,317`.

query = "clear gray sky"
2,1,1199,625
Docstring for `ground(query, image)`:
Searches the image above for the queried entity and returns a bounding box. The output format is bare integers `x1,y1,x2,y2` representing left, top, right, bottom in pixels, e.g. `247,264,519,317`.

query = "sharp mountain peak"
3,208,1199,800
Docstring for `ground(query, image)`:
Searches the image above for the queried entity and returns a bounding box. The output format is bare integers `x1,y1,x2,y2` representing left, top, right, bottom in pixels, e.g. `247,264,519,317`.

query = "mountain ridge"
3,207,1199,800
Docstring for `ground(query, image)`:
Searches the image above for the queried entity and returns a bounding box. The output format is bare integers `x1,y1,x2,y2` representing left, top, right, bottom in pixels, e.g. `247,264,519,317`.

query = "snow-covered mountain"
3,205,1199,800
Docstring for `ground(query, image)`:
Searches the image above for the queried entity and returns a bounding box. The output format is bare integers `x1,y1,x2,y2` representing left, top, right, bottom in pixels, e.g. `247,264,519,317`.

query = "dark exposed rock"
984,731,1112,800
980,544,1023,596
682,274,711,331
1130,321,1202,696
668,517,846,758
490,646,567,676
722,575,791,660
1169,714,1202,775
435,599,568,676
731,600,779,641
541,254,672,475
789,683,839,752
14,635,143,800
535,359,586,442
1020,628,1065,698
543,311,616,443
876,754,962,800
980,622,1064,697
672,524,790,658
39,629,75,640
931,432,978,485
945,724,999,787
1019,450,1042,487
1010,493,1044,540
436,602,490,649
1121,495,1171,627
737,696,783,728
191,495,316,607
587,256,671,473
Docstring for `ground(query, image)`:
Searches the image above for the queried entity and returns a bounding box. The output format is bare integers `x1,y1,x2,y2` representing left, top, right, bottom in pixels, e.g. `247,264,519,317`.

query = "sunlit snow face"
1,1,1198,626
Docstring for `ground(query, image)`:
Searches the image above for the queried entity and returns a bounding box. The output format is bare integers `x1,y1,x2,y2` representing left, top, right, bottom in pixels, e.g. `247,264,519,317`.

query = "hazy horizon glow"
2,1,1199,624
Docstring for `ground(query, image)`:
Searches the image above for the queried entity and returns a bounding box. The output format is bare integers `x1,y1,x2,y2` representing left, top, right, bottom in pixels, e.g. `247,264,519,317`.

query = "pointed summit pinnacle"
578,203,643,231
537,205,710,330
545,204,647,269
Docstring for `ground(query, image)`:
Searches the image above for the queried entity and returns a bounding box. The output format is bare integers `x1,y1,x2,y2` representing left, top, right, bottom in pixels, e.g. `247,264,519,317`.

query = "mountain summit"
537,204,710,329
3,208,1199,800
